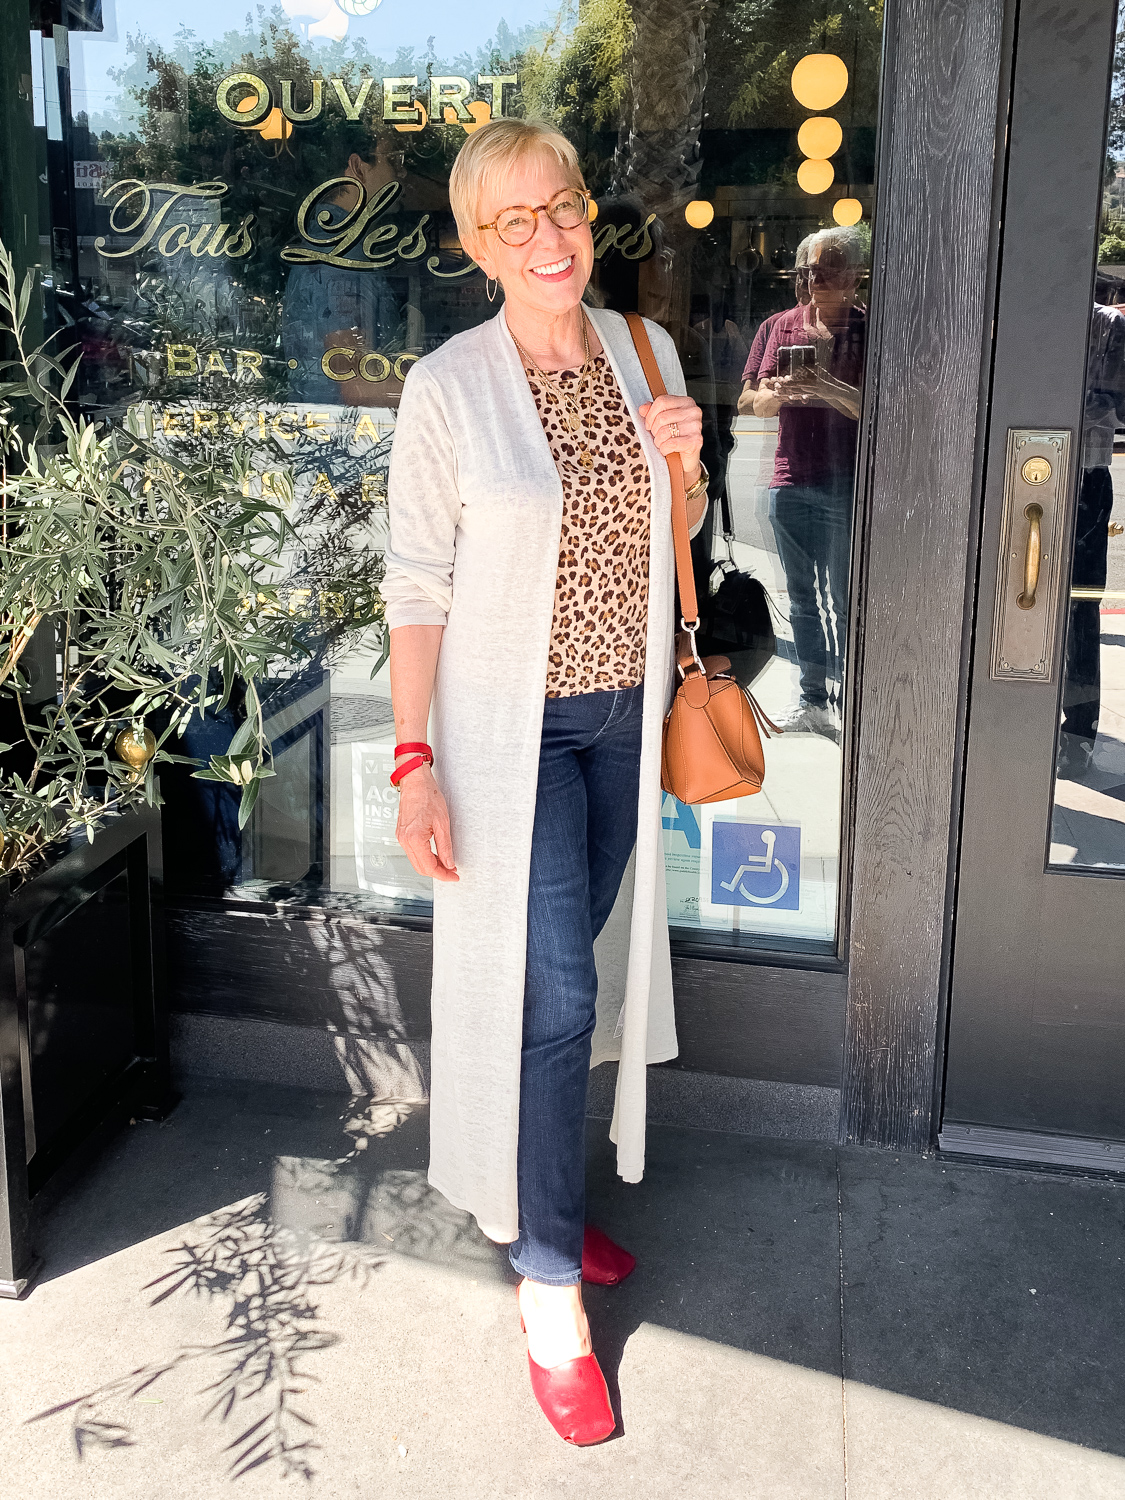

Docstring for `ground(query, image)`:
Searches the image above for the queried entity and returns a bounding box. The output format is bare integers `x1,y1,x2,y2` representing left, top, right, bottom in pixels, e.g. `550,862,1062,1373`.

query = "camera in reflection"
775,345,816,377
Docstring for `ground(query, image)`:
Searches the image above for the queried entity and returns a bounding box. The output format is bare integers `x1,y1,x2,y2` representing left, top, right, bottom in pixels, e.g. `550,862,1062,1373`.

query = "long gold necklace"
512,312,596,470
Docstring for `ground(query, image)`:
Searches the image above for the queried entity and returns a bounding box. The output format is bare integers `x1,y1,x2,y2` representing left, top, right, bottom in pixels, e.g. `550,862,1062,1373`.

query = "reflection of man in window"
283,134,405,408
737,235,813,403
752,227,866,741
1058,298,1125,778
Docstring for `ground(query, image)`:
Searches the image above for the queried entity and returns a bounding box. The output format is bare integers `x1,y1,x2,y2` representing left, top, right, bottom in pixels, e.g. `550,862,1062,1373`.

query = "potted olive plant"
0,242,382,1295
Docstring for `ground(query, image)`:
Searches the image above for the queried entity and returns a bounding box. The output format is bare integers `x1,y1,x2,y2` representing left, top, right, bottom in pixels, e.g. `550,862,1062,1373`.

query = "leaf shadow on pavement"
26,1186,385,1481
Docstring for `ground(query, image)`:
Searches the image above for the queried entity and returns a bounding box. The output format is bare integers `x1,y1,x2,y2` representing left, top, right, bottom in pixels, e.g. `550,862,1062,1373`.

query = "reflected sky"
67,0,564,130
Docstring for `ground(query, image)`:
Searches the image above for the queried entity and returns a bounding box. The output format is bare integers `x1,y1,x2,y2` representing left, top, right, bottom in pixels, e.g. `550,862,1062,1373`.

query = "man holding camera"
752,226,866,741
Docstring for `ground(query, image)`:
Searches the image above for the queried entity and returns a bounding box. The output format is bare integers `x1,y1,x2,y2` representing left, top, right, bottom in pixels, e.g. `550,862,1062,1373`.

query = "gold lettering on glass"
156,223,191,256
280,79,324,122
476,75,516,117
358,352,392,382
282,182,463,278
215,72,270,124
165,345,197,377
321,348,356,381
95,181,257,263
425,254,478,280
205,224,232,257
234,350,262,379
283,178,399,269
131,404,395,448
215,71,513,128
330,76,375,121
223,214,256,258
382,77,422,125
395,217,430,260
592,215,656,261
429,76,473,123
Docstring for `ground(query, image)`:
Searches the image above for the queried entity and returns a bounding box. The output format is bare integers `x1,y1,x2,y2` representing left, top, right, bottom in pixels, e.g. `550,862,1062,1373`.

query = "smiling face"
472,155,594,325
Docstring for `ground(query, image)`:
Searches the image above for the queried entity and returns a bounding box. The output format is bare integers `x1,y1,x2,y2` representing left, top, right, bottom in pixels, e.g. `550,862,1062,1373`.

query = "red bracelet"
390,754,430,787
394,741,433,761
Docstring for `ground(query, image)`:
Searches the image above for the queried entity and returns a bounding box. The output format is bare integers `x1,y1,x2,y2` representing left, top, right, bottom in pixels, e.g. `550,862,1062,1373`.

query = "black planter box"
0,804,173,1297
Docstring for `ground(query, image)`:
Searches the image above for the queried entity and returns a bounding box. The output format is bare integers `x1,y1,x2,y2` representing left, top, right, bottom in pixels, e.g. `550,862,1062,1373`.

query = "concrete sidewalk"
2,1078,1123,1499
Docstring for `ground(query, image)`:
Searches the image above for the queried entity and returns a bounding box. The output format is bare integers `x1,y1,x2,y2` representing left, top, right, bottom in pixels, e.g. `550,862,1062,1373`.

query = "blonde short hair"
449,118,586,260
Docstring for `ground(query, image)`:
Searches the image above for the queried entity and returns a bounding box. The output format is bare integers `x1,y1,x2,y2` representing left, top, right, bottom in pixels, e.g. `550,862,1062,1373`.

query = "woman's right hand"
395,764,459,882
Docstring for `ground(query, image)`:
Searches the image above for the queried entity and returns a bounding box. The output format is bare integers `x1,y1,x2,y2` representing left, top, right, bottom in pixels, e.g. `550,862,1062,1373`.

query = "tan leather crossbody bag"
624,312,778,805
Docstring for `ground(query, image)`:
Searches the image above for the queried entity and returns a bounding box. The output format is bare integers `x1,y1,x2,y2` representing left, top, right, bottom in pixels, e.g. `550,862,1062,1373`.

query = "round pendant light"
684,199,715,229
832,198,863,226
797,158,835,195
797,116,843,160
257,107,292,141
235,94,292,140
790,54,849,111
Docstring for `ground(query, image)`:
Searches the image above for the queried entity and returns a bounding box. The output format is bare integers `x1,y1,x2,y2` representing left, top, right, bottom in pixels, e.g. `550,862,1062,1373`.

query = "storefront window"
41,0,883,951
1049,4,1125,871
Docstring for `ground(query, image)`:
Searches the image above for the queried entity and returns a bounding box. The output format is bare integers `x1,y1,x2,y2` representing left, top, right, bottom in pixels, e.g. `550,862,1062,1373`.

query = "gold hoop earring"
486,277,499,303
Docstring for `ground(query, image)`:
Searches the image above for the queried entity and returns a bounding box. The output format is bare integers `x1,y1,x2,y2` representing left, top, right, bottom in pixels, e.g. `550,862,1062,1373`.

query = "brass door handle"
1016,502,1043,610
991,430,1068,681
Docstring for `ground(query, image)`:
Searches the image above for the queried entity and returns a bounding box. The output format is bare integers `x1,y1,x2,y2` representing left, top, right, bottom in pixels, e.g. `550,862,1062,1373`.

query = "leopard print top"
526,355,651,698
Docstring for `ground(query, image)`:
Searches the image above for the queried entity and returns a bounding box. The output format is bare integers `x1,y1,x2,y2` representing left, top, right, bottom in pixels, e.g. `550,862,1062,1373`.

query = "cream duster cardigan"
382,303,690,1245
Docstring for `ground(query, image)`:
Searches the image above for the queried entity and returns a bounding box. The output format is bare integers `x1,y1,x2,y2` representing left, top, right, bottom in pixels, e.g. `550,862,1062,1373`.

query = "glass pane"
1050,8,1125,871
49,0,883,950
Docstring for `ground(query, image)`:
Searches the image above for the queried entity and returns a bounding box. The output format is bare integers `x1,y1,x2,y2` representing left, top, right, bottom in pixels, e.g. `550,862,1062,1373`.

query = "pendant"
578,449,594,470
567,413,581,434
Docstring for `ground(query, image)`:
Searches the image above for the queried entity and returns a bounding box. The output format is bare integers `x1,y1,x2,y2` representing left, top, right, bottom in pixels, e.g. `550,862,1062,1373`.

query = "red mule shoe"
526,1350,616,1446
518,1297,616,1446
582,1224,636,1286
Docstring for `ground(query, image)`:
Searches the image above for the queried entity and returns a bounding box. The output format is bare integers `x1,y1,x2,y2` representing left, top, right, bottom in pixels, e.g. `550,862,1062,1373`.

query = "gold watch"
684,461,709,503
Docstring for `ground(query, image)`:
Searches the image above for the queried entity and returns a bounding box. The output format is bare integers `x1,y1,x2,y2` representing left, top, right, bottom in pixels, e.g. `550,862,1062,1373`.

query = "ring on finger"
669,421,680,438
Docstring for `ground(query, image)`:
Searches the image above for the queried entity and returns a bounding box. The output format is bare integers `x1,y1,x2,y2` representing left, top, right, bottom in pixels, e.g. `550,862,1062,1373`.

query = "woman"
382,118,708,1446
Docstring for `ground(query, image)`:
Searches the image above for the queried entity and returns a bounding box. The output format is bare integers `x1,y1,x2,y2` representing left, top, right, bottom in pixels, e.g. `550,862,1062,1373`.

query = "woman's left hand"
638,394,704,485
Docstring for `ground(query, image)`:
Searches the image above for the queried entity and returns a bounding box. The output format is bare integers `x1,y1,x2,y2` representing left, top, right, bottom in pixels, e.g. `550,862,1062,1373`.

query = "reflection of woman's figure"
282,136,406,408
752,228,866,739
382,120,707,1446
591,197,730,503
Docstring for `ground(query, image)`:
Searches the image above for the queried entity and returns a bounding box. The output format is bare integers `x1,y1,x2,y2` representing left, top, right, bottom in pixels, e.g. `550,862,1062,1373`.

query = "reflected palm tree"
613,0,715,327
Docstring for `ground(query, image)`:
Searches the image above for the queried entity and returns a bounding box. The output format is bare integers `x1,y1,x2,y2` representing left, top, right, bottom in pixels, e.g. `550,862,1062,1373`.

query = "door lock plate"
990,428,1071,681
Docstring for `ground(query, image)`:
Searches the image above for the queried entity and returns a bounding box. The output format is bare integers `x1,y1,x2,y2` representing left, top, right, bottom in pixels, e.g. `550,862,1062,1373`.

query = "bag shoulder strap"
718,479,735,540
622,311,699,626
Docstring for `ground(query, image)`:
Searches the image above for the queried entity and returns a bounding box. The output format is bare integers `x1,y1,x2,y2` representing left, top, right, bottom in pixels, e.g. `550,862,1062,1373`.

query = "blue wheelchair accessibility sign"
711,822,801,910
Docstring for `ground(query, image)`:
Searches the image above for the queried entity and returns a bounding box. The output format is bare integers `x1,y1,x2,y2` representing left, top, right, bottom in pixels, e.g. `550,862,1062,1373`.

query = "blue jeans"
770,482,852,709
508,684,644,1285
1061,466,1112,740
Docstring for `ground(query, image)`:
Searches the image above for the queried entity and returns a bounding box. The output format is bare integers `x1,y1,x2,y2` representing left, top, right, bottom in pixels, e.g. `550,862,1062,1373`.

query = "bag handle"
623,312,699,630
718,481,735,546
